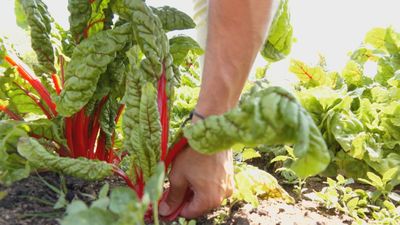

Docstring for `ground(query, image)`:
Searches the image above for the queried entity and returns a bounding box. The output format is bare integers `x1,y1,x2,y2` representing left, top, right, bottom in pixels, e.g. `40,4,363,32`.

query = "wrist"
195,89,235,117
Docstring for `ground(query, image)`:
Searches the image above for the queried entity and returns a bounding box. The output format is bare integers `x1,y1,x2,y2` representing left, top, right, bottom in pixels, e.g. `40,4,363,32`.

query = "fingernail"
159,201,170,216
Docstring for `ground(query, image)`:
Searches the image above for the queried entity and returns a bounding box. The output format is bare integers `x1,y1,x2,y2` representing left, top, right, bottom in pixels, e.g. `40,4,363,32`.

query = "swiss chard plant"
1,0,328,222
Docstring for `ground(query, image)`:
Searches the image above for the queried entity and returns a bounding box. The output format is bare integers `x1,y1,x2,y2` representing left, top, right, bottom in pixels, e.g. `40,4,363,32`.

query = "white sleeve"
192,0,209,71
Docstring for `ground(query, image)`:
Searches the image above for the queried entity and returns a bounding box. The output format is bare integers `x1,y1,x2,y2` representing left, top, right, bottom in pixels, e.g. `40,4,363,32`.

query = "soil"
197,199,352,225
0,172,125,225
0,172,355,225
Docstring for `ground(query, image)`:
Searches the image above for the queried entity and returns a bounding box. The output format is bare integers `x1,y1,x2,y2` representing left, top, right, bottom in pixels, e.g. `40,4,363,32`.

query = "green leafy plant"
61,163,165,225
358,168,398,202
271,146,309,197
231,163,294,206
309,175,400,224
0,0,196,184
289,27,400,186
312,175,370,221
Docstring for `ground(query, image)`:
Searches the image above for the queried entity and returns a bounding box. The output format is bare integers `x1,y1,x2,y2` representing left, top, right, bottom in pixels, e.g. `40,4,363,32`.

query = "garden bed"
0,172,354,225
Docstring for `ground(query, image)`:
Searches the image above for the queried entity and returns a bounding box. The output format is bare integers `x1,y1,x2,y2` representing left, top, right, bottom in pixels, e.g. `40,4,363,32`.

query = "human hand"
159,147,234,218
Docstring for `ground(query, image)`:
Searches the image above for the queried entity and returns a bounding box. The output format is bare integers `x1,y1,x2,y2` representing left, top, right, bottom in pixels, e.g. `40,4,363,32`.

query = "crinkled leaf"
184,86,330,178
27,118,67,147
99,98,119,147
56,23,131,116
68,0,92,43
115,0,175,98
123,47,143,155
137,82,161,180
17,137,114,180
169,35,204,65
116,0,175,179
150,6,196,32
20,0,56,74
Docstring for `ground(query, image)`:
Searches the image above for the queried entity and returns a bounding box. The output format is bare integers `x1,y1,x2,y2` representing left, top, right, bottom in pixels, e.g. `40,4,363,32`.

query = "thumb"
159,173,189,216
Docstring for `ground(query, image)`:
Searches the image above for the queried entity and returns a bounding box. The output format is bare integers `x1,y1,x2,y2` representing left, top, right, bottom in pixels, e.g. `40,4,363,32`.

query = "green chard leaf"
116,0,175,179
99,98,119,148
68,0,92,43
17,137,114,180
14,0,28,30
86,0,112,38
0,69,45,116
123,47,143,155
137,83,162,179
169,35,204,65
261,0,293,62
20,0,56,74
56,23,132,116
125,82,161,180
289,59,330,88
183,86,330,178
0,120,31,185
150,6,196,32
27,118,67,147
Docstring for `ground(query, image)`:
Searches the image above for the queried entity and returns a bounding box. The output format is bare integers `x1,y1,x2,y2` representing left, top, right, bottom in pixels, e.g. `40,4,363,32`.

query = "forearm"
196,0,276,116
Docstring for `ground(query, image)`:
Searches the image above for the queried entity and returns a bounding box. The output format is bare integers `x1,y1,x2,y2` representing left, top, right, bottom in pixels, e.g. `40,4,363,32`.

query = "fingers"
180,191,224,219
159,171,189,216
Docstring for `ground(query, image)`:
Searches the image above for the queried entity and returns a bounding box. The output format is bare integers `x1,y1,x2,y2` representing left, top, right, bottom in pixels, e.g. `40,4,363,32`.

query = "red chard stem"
5,55,57,116
13,82,53,119
0,105,23,120
157,65,169,161
51,73,62,95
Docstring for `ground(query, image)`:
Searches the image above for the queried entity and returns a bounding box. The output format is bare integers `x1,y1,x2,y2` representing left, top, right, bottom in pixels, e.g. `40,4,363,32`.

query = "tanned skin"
159,0,276,218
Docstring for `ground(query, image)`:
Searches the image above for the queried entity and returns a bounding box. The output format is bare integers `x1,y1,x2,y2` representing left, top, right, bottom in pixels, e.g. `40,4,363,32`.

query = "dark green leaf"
169,35,204,65
151,6,196,32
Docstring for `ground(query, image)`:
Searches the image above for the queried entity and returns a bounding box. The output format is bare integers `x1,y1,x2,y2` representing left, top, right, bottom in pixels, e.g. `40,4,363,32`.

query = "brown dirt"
0,172,355,225
197,199,353,225
0,172,125,225
195,177,354,225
